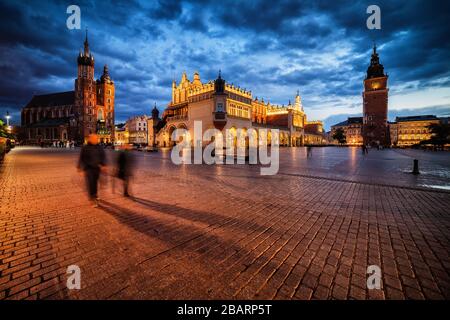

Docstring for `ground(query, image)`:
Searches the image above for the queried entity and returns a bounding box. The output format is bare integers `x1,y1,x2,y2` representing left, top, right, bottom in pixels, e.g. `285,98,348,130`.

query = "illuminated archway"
168,125,176,146
267,130,272,146
176,123,189,145
281,132,289,146
228,126,237,148
237,127,248,148
249,128,258,148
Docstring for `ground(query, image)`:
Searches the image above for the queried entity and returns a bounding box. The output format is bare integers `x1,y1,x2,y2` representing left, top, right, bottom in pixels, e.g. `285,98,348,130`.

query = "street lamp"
5,111,10,126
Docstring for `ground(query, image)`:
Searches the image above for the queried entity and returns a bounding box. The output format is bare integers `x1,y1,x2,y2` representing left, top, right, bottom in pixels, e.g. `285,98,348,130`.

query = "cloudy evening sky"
0,0,449,130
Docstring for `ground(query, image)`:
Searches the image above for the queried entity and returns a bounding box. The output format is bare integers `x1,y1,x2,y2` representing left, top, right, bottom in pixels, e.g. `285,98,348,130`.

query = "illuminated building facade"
331,117,363,146
304,121,326,145
150,71,324,147
114,123,129,145
127,115,149,145
21,33,115,144
390,115,440,146
331,115,446,147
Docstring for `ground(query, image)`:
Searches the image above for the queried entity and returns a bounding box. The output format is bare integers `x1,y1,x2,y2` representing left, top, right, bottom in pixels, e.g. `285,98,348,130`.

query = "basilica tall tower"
75,31,97,141
362,44,389,146
74,31,115,143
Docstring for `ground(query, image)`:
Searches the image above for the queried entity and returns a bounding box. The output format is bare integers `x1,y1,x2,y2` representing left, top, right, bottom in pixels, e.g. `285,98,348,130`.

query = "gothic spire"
77,28,94,66
84,28,89,55
214,70,225,93
366,42,385,79
152,103,159,119
370,42,379,65
294,90,302,110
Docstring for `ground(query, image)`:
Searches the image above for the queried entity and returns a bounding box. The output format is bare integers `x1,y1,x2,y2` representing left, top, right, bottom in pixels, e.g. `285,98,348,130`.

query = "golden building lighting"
390,115,440,147
148,72,325,148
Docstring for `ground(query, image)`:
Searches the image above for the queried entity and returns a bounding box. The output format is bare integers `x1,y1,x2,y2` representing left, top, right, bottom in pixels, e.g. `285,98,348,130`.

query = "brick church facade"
21,33,115,145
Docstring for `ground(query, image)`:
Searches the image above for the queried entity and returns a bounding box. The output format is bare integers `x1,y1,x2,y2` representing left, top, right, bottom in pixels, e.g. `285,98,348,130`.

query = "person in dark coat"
115,144,134,197
77,134,106,207
306,145,312,158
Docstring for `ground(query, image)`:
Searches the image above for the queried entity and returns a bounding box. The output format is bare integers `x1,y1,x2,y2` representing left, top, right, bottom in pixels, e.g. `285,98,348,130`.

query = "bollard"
412,159,420,175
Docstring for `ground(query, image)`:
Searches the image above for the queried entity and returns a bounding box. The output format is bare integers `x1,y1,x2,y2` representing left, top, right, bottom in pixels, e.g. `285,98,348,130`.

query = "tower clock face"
371,81,380,90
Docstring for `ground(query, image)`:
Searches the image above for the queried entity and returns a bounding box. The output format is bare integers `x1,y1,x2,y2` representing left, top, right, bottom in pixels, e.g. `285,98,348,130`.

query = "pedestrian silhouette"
306,145,312,158
115,144,134,197
77,134,106,207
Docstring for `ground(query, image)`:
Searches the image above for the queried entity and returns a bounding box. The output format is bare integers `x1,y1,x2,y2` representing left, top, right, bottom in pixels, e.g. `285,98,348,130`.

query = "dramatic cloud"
0,0,449,130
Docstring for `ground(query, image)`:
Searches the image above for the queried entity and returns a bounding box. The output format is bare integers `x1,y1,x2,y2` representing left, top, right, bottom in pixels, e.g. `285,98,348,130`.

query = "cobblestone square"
0,146,449,300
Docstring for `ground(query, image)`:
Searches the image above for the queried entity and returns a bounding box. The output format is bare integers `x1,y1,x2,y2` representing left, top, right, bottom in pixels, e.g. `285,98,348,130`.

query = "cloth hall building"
148,71,325,148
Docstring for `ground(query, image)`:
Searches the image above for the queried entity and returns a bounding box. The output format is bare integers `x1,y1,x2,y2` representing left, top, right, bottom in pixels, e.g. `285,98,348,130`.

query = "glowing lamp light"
5,111,11,126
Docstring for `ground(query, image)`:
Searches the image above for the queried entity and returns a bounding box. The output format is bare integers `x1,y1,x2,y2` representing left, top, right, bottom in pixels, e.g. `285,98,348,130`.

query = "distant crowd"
49,140,76,148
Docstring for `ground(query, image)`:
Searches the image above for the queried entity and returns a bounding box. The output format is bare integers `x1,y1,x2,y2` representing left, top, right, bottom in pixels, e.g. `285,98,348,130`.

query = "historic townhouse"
390,115,441,146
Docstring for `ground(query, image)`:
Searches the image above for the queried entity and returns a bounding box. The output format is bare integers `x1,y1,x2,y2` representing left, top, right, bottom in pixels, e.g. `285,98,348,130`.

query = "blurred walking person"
306,145,312,158
115,144,134,197
77,134,106,207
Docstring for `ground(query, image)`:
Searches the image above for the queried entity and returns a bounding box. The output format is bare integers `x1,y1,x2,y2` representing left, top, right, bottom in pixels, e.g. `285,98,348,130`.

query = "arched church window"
98,108,104,121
